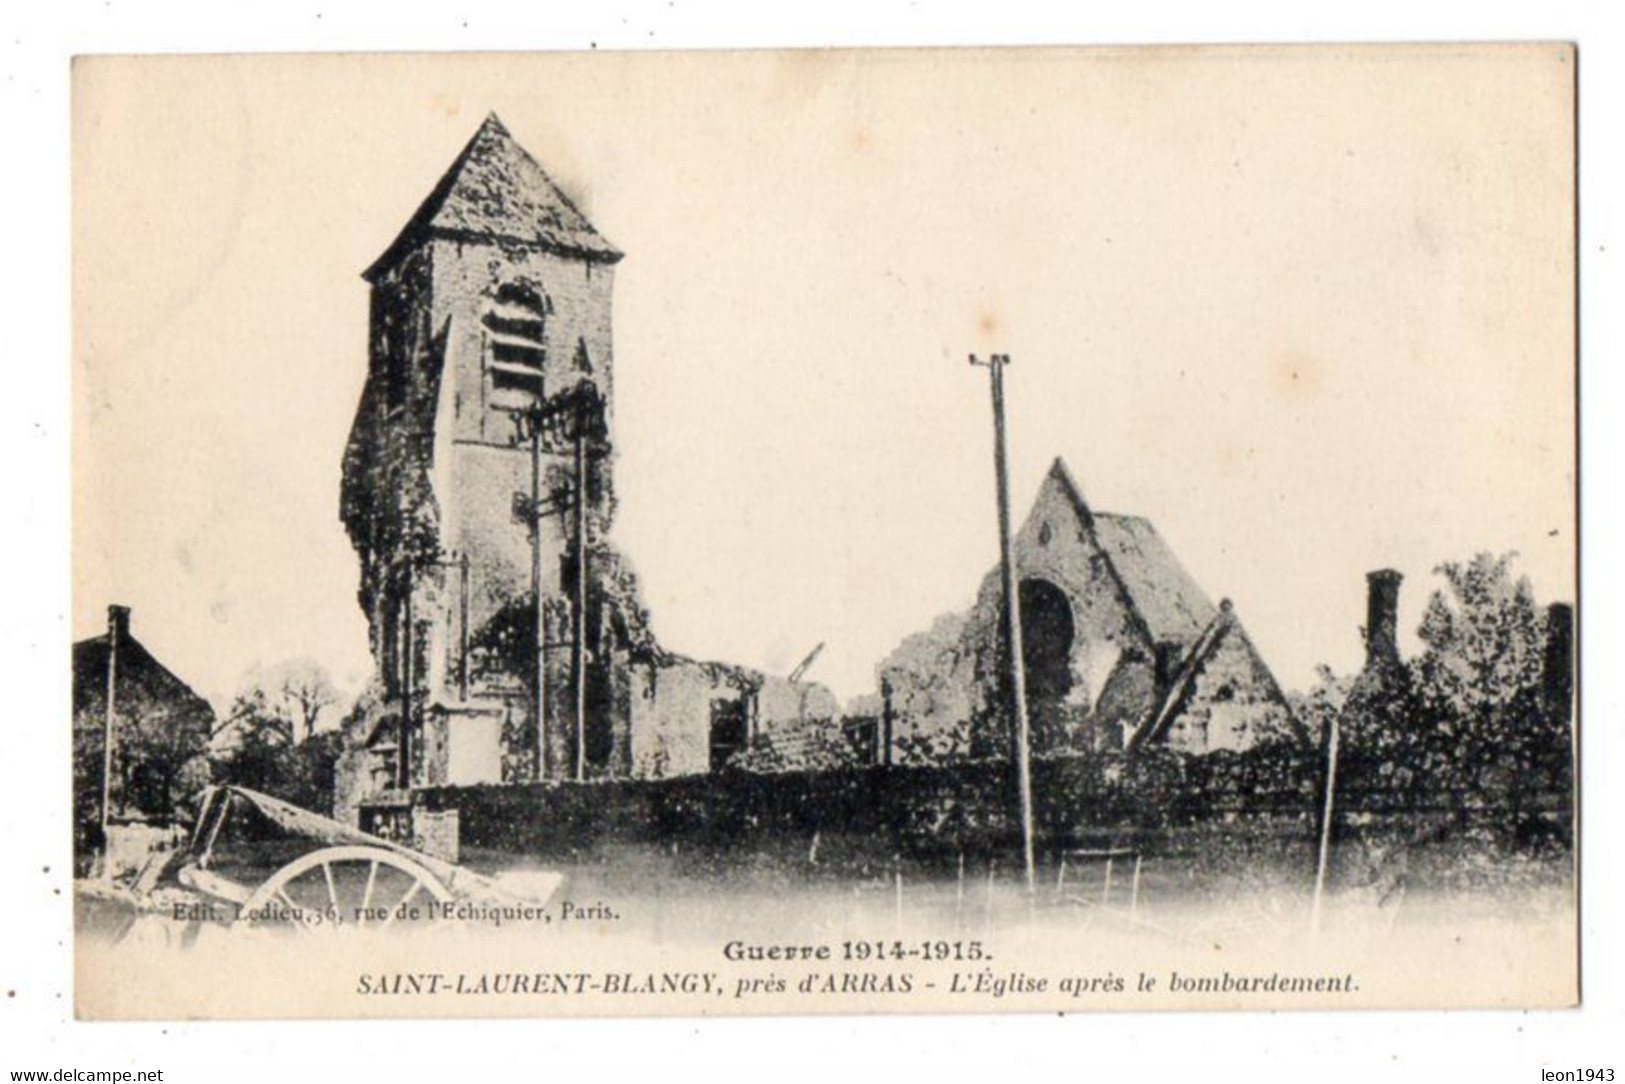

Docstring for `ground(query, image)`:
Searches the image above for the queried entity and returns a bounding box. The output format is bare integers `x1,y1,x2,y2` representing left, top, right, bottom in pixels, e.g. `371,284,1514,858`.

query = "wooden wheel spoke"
238,846,450,936
360,860,379,918
378,880,426,930
321,862,339,910
274,889,314,936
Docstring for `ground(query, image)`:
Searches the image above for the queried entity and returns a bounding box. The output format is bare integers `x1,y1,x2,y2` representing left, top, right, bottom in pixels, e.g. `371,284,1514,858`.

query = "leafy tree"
1289,553,1569,848
1287,665,1353,751
1415,555,1545,717
291,730,346,816
1408,553,1568,838
212,688,297,792
119,700,214,821
1335,662,1435,810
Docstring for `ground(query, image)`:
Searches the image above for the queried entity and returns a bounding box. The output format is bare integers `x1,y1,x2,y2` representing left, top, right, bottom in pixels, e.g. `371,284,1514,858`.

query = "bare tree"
211,660,350,813
277,664,341,744
253,659,342,743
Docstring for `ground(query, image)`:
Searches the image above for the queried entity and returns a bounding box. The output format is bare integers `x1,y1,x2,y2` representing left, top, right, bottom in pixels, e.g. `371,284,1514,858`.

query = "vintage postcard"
71,44,1576,1019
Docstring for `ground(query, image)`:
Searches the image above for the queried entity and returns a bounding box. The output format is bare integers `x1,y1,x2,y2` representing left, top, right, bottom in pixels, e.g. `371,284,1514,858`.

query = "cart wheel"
237,845,452,935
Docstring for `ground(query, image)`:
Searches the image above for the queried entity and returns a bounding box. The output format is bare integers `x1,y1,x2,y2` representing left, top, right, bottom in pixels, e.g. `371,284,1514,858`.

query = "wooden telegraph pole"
571,398,589,783
971,353,1037,897
99,607,123,834
457,551,471,701
507,382,604,785
399,568,414,791
507,401,554,783
531,417,550,782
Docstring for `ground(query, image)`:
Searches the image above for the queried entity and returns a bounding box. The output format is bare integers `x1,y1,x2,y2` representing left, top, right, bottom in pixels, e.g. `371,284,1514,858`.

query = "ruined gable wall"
878,477,1158,760
1004,477,1155,736
1162,628,1295,754
947,480,1156,754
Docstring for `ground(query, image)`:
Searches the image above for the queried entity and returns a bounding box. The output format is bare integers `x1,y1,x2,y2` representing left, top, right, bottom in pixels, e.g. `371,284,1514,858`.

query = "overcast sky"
72,46,1574,709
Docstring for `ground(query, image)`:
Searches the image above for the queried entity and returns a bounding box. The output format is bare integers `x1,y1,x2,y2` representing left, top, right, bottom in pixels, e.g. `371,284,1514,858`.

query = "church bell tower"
340,113,624,804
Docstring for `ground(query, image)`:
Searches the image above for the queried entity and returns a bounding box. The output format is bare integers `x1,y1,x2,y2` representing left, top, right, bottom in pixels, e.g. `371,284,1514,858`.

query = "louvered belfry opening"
484,281,549,398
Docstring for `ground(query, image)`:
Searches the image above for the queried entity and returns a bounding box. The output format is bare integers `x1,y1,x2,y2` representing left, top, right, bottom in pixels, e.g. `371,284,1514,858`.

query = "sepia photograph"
67,44,1576,1020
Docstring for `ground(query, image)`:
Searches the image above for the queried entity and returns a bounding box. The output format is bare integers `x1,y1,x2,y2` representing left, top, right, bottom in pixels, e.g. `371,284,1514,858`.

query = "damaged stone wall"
879,467,1156,761
873,461,1296,763
340,244,446,691
1159,615,1298,753
751,677,845,767
343,212,639,794
629,659,752,779
431,239,617,643
876,612,980,764
339,117,881,812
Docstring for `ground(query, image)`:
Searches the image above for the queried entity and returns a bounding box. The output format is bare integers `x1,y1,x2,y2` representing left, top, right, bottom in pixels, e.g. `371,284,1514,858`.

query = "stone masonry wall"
1162,625,1296,754
880,471,1154,759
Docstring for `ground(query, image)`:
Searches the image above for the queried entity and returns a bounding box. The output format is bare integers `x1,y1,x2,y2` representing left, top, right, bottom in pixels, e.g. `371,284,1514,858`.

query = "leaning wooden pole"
975,352,1037,897
1311,710,1342,932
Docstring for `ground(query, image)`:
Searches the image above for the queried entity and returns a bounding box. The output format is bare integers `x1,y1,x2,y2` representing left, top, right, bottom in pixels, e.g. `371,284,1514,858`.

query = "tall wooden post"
398,571,413,790
572,415,589,782
99,607,123,833
457,550,471,701
972,352,1037,896
530,422,549,782
880,678,895,767
1311,710,1342,932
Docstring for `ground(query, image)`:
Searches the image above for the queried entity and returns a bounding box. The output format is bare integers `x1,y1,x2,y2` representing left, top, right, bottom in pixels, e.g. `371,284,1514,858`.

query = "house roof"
365,113,621,281
1043,458,1217,644
72,631,215,723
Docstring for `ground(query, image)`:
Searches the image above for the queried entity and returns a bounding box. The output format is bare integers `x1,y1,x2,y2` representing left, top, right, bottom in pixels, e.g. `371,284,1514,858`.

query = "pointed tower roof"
365,113,621,280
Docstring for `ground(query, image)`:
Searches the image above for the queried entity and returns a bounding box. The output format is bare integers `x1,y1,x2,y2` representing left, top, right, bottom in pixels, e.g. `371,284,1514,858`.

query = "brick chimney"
107,604,131,644
1363,570,1402,670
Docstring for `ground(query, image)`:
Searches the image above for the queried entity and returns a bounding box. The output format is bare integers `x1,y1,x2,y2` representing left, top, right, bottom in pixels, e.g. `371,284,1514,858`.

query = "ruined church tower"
339,114,627,805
